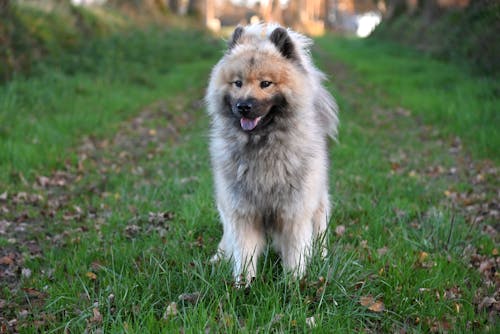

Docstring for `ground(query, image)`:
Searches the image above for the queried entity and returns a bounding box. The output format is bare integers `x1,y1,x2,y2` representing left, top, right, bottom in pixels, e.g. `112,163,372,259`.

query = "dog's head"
208,25,307,133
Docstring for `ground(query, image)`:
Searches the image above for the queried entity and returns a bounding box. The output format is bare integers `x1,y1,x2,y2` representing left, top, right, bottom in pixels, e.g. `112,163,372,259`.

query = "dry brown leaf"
178,292,201,304
0,255,14,265
91,307,103,324
377,247,389,256
418,251,429,263
86,272,97,280
360,295,385,312
21,288,47,299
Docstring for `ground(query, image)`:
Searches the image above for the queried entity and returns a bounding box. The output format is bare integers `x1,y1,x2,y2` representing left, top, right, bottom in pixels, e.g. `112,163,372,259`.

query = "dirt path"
0,97,202,329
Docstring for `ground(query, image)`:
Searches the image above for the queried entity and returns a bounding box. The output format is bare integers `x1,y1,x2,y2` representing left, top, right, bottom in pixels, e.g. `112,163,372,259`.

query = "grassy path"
0,33,498,332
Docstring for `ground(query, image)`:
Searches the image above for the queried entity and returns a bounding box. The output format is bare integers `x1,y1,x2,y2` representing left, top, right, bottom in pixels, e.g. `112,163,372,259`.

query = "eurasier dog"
206,23,338,285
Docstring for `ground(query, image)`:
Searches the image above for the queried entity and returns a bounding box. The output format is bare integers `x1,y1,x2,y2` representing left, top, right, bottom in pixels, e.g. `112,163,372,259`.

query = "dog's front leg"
279,215,314,277
231,220,265,287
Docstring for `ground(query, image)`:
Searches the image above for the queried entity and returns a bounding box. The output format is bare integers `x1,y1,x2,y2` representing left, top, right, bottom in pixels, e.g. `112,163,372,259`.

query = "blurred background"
1,0,498,82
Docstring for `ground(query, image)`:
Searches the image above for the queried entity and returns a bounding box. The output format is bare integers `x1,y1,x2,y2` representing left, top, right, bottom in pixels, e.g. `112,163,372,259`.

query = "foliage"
0,0,175,81
373,0,500,76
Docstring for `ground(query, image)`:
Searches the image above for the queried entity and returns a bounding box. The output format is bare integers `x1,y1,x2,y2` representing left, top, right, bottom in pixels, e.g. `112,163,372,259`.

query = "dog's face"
214,27,303,133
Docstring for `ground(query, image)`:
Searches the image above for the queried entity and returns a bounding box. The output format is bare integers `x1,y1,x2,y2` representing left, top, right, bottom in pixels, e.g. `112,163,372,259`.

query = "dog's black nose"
236,102,252,115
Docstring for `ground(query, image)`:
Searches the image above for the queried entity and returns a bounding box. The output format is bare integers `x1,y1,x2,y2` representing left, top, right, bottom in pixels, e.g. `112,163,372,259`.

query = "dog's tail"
315,81,339,140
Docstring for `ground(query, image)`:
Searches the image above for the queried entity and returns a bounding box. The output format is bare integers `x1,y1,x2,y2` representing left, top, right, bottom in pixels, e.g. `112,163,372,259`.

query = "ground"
0,30,498,332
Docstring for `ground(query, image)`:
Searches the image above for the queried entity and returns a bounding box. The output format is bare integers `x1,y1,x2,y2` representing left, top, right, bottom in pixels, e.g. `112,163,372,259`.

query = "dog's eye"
233,80,243,88
260,81,272,89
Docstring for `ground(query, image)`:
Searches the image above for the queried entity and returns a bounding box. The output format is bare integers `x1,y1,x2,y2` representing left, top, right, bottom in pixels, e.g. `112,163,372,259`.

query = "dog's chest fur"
221,130,311,211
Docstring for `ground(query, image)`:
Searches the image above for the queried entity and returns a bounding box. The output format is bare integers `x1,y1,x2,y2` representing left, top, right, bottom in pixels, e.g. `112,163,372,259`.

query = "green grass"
0,28,221,185
316,37,500,162
1,31,498,333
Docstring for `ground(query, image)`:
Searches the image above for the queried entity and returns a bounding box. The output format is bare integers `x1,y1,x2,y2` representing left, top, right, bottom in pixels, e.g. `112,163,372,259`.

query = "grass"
0,28,220,185
316,37,500,162
0,30,498,332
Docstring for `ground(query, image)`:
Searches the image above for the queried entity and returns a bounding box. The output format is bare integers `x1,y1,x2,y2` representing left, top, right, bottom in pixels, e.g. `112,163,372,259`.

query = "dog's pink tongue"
240,117,261,131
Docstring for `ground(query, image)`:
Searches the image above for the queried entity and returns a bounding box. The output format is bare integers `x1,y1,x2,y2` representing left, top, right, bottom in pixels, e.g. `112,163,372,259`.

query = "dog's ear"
228,26,244,50
269,27,297,60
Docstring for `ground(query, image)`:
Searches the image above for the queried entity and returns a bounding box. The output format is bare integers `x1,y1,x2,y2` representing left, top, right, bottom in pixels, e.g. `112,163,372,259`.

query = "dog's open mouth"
240,116,263,131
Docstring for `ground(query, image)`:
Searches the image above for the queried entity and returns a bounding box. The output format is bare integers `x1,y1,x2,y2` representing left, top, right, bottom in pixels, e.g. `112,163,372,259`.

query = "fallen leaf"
91,307,103,324
478,297,497,311
148,211,175,224
335,225,346,237
178,292,201,304
0,255,14,265
86,272,97,280
360,295,385,312
163,302,178,318
443,286,461,300
377,247,389,256
125,224,141,237
18,309,29,319
418,251,429,263
22,288,47,299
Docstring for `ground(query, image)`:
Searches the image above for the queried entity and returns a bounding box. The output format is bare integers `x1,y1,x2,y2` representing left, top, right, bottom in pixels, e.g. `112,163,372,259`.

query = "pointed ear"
269,27,297,60
228,26,244,50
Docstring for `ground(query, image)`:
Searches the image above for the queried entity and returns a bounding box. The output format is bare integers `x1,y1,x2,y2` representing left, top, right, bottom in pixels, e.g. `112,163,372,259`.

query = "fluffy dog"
205,23,338,284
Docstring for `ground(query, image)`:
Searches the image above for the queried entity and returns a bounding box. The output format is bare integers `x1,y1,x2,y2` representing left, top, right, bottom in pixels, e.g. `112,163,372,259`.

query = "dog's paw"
234,274,255,289
210,251,224,263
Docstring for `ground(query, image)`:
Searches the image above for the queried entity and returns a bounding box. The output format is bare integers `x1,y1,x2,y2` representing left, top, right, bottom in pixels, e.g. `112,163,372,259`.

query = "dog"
205,23,338,285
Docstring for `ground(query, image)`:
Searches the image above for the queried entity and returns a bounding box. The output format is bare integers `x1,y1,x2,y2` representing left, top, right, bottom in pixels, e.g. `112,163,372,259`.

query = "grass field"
0,28,498,333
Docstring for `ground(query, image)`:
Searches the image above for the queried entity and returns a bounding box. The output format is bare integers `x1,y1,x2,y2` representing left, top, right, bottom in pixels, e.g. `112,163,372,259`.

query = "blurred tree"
168,0,179,13
0,0,10,14
384,0,445,20
384,0,408,20
187,0,202,16
418,0,442,20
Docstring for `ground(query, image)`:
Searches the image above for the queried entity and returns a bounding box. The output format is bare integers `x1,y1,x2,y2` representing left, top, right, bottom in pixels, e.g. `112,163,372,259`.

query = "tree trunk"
168,0,179,14
0,0,10,15
384,0,408,20
187,0,201,16
418,0,443,21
